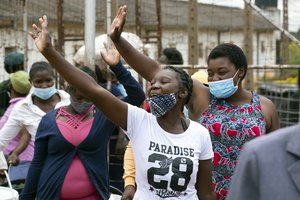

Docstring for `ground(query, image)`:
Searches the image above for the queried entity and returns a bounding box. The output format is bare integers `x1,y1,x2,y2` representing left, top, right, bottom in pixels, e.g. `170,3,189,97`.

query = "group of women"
0,4,280,200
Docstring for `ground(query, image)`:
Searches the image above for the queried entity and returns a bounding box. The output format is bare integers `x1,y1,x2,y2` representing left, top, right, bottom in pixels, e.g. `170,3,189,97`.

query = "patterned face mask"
70,97,93,114
147,93,177,117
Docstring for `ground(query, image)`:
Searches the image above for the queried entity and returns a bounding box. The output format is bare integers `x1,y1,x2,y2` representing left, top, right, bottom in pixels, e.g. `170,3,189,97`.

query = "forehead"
154,68,178,80
31,70,54,80
207,57,235,71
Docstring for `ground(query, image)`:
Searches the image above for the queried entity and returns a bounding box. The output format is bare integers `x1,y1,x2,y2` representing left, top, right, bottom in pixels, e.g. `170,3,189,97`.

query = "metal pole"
188,0,199,65
244,1,254,90
282,0,289,64
135,0,141,37
243,0,300,47
23,0,28,71
156,0,162,57
57,0,64,89
106,0,111,48
84,0,96,69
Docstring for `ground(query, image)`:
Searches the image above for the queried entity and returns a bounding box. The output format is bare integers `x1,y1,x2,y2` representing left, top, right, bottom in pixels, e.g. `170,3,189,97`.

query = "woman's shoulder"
256,94,276,110
187,79,210,120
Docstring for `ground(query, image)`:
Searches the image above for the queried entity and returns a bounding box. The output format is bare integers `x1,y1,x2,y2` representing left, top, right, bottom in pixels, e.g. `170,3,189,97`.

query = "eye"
218,71,227,76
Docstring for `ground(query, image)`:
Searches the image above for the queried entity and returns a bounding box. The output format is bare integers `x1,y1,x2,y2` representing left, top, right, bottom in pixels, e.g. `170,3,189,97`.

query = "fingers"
41,15,48,30
103,42,108,51
30,15,48,40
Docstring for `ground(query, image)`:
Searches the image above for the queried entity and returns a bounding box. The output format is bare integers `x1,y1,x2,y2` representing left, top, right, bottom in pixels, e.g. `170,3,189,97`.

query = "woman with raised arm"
110,5,280,200
28,15,215,200
20,31,145,200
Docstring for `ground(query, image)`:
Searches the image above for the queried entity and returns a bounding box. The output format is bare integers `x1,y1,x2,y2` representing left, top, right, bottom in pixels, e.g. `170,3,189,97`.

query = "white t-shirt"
127,104,213,200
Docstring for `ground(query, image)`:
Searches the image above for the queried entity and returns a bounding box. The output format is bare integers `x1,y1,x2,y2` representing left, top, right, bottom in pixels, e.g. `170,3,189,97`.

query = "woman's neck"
32,94,61,112
225,86,252,106
156,109,187,134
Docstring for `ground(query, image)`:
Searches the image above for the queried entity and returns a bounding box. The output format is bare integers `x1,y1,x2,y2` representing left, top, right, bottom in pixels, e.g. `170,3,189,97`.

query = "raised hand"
110,5,127,42
100,41,121,67
29,15,53,53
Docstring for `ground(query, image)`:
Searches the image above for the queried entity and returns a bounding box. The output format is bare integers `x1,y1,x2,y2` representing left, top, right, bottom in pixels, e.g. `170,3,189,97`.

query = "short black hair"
164,66,193,105
29,61,55,79
4,63,24,74
207,43,248,79
162,48,184,65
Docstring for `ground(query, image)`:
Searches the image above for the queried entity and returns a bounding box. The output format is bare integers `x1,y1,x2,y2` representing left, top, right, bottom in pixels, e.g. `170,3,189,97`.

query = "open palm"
110,5,127,42
29,15,53,53
101,42,121,67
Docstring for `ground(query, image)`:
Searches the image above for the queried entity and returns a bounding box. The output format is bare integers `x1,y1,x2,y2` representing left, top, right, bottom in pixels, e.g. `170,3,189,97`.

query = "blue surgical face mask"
208,70,240,99
147,93,177,117
32,85,57,100
70,97,93,114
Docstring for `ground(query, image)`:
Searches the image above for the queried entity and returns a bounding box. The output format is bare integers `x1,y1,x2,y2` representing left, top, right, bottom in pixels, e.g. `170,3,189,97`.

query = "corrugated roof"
0,0,275,31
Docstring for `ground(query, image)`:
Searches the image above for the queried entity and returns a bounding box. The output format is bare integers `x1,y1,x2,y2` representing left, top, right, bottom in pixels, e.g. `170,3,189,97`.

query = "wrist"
10,151,20,157
41,46,55,55
125,184,136,190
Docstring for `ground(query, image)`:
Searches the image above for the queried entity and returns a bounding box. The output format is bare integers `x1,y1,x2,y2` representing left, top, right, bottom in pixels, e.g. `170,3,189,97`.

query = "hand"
121,185,136,200
0,170,5,185
29,15,53,53
7,153,20,166
100,42,121,67
110,5,127,42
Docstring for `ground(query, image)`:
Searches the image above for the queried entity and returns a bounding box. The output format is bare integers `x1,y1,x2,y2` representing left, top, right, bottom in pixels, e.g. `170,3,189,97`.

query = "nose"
211,74,221,82
40,81,53,88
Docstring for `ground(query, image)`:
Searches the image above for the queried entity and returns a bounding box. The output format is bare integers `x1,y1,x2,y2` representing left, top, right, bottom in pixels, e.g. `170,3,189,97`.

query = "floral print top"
198,92,266,200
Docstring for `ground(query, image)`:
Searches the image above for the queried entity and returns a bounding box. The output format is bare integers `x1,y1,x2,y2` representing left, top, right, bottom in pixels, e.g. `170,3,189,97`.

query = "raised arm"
110,5,161,81
101,42,145,106
29,16,128,130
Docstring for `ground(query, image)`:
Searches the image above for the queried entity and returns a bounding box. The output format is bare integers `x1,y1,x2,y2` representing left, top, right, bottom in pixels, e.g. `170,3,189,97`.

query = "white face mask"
32,85,57,100
208,70,240,99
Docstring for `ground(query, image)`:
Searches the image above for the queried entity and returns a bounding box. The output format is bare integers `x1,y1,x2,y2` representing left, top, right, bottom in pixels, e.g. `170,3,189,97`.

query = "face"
207,57,243,84
148,69,180,98
68,86,91,103
30,70,54,88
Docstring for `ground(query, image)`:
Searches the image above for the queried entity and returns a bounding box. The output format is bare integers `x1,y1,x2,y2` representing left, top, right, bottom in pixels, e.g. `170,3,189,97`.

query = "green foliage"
288,41,300,65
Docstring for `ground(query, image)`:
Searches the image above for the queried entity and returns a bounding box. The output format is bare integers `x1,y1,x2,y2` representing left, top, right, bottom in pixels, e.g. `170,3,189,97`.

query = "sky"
198,0,300,32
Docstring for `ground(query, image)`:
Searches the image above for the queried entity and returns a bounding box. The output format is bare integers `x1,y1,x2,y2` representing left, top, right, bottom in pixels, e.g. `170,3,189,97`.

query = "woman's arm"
196,159,215,200
7,128,31,165
260,95,280,133
110,5,161,81
102,42,145,106
30,16,128,130
122,142,136,200
0,107,23,151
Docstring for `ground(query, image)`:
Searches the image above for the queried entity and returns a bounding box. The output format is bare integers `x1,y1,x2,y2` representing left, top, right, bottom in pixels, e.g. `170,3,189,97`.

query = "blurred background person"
0,52,25,117
0,71,33,186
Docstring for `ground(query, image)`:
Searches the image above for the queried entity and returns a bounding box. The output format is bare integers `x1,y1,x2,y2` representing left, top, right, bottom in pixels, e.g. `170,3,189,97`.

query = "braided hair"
164,66,193,105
